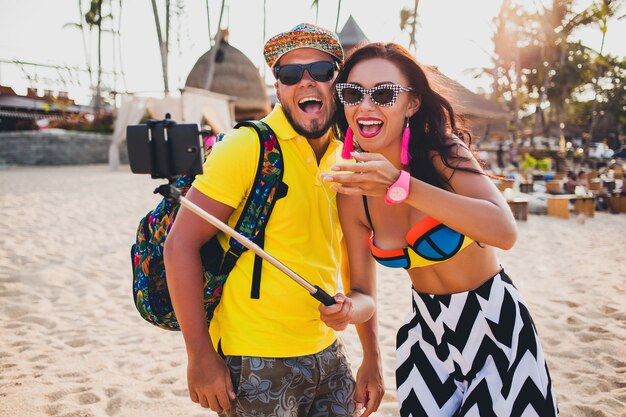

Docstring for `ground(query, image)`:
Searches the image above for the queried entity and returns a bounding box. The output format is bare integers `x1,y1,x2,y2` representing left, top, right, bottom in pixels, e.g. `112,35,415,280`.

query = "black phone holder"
127,113,209,182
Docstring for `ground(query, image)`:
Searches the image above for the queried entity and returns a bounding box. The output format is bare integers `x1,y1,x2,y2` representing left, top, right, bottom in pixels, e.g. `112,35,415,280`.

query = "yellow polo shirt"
192,105,343,357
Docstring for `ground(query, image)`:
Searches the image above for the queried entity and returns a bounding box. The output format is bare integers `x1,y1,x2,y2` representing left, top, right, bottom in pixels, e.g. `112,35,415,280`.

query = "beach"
1,164,624,417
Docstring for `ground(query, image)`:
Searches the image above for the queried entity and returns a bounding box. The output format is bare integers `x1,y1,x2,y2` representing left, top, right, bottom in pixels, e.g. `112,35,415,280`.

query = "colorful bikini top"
363,197,474,269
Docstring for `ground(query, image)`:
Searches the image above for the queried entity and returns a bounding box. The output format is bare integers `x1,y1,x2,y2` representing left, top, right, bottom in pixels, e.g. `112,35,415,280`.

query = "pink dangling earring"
401,118,411,165
342,127,354,159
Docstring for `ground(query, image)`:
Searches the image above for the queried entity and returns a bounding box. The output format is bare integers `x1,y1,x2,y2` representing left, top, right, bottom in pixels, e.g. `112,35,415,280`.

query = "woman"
322,43,557,416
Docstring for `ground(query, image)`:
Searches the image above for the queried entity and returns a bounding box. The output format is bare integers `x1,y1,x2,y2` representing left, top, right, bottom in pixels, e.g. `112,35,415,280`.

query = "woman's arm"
338,193,384,417
324,145,517,250
407,142,517,248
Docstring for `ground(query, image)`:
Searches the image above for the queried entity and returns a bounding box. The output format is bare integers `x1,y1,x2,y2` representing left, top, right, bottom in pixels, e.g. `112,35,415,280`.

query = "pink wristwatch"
385,170,410,205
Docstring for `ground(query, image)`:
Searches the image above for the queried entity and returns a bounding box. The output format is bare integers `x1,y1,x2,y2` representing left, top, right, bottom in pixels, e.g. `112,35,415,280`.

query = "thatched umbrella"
425,66,511,139
185,31,271,121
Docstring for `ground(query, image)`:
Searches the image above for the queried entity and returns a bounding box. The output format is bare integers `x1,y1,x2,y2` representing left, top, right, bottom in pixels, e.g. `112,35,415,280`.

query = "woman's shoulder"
447,134,471,151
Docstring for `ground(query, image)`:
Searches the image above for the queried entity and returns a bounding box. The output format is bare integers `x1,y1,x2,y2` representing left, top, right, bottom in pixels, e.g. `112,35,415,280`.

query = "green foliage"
85,0,103,27
482,0,624,133
521,154,537,172
49,112,114,133
536,157,552,172
521,153,552,172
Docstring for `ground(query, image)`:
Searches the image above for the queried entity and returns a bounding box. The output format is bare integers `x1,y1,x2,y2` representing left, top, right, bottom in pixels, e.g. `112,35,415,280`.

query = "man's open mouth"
298,97,323,114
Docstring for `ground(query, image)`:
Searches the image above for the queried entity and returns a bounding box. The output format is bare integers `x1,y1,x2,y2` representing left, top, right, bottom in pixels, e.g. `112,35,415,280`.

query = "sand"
0,164,624,417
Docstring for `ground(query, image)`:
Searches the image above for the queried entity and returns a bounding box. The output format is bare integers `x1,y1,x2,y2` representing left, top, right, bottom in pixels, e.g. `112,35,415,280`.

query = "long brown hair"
333,42,482,189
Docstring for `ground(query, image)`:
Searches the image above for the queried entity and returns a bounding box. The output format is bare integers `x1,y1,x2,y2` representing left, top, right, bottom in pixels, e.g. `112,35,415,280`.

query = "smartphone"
127,122,204,178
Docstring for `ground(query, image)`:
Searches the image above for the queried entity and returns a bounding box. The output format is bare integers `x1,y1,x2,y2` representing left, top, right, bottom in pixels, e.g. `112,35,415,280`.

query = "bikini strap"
362,196,375,233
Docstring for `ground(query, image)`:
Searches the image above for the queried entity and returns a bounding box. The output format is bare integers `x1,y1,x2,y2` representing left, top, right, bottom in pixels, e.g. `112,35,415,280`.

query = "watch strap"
385,170,410,205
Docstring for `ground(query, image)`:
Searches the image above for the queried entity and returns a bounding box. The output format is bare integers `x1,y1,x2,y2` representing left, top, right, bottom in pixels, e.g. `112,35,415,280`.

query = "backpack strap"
217,121,285,300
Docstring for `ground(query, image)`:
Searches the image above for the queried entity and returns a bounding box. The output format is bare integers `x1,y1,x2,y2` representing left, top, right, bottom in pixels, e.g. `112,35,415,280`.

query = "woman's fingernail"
322,175,332,182
331,165,341,171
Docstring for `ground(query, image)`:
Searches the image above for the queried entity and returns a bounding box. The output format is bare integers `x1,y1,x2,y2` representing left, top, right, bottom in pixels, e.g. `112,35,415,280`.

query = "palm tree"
205,0,212,43
399,0,420,53
311,0,319,24
84,0,105,112
508,0,599,141
202,0,226,91
489,0,528,141
335,0,343,32
63,0,93,88
545,1,598,140
150,0,171,93
262,0,267,78
588,0,624,142
542,1,599,137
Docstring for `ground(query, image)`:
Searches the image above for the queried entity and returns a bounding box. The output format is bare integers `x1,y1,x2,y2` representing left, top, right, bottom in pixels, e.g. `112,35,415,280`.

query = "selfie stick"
176,195,337,306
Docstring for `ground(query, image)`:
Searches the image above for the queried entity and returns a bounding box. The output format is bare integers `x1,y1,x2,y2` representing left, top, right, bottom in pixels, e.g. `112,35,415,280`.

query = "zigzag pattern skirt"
396,269,557,417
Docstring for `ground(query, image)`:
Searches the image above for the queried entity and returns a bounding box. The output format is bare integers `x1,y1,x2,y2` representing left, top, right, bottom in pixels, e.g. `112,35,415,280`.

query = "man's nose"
298,69,316,86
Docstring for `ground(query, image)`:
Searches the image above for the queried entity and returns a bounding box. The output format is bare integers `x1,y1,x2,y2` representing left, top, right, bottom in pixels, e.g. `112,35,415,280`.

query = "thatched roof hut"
425,67,511,139
185,32,271,121
426,67,510,121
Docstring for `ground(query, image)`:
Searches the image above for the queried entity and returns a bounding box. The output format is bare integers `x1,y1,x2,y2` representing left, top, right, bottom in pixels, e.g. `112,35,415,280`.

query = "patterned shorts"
396,269,558,416
220,339,356,417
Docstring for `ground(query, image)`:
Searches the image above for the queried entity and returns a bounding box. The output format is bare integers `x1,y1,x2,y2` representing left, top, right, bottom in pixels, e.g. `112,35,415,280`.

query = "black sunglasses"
273,61,338,85
335,83,413,107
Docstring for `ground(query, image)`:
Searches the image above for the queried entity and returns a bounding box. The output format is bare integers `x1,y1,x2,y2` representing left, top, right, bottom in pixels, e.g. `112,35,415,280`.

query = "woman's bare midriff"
406,243,502,295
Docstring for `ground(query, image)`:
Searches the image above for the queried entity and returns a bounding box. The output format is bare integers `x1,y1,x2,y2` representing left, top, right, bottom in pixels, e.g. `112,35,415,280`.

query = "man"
164,23,383,416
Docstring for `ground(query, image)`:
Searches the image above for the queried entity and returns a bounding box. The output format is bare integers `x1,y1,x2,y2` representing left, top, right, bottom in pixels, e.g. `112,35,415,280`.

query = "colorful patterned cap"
263,23,344,69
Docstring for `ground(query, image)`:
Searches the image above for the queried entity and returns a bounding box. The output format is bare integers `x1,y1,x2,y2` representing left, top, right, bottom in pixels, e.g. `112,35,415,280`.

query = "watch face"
389,187,408,202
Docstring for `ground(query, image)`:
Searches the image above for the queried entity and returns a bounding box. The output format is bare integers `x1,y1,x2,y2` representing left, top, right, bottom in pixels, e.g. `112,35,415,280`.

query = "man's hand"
187,350,236,413
319,293,353,331
354,357,385,416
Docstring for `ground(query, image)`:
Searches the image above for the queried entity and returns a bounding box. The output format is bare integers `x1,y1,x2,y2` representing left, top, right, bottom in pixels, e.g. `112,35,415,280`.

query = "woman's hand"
323,152,401,196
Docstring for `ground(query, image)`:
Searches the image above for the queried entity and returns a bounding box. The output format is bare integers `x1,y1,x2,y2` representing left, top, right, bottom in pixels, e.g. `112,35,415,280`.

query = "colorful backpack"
131,121,285,331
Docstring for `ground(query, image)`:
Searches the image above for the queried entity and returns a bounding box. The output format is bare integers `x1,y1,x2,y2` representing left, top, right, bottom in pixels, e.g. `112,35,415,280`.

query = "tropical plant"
202,0,226,92
581,54,625,145
536,157,552,172
151,0,171,93
588,0,624,141
335,0,343,32
399,0,420,53
84,0,115,113
311,0,319,24
484,0,606,145
486,0,530,139
205,0,212,42
530,0,598,139
521,153,538,175
62,0,92,87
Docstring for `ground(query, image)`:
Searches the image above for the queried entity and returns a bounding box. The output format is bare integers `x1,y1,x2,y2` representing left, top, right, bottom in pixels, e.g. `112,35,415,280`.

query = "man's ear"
407,96,420,118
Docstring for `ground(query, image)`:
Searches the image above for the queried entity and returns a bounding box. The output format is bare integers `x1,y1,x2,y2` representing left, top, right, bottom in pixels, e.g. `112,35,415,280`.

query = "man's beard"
278,91,335,140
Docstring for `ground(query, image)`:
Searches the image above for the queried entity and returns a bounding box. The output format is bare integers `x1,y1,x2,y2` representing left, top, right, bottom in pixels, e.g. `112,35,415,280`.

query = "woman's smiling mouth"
357,117,383,138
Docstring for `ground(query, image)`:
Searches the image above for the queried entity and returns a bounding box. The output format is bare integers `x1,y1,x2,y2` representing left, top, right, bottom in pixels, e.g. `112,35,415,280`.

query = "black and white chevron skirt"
396,269,557,416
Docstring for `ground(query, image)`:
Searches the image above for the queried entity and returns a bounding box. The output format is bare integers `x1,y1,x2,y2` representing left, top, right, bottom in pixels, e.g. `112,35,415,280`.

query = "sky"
0,0,624,105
